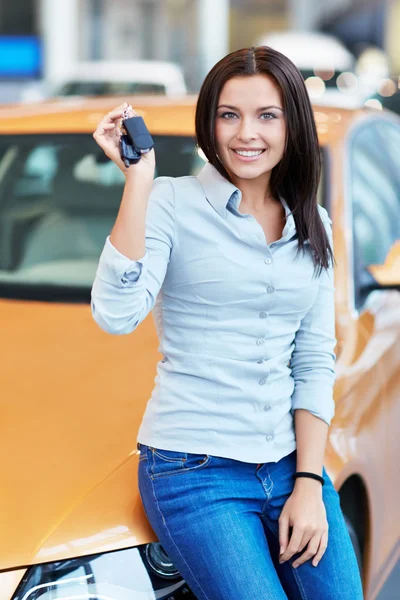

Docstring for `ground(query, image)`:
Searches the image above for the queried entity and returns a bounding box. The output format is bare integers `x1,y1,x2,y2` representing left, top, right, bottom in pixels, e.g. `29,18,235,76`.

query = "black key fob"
119,115,154,168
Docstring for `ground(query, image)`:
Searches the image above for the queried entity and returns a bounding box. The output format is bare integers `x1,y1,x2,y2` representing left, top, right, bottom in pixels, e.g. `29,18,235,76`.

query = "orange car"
0,96,399,600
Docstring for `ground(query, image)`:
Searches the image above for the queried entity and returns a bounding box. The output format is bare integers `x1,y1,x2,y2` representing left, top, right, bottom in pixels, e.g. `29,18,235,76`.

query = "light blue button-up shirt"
91,161,336,463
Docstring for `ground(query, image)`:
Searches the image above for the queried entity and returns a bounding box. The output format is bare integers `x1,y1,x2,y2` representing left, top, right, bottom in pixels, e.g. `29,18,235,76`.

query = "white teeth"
234,150,264,157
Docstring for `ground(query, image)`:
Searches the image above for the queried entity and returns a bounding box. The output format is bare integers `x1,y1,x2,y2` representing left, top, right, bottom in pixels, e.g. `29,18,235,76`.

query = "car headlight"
12,543,195,600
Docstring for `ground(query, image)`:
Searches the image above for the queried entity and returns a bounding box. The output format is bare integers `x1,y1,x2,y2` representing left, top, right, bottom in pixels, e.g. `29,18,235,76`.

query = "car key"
119,106,154,167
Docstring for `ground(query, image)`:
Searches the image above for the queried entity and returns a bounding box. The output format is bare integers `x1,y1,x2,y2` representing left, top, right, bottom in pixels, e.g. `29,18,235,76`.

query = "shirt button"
256,338,264,346
259,311,267,319
270,243,276,248
264,404,272,411
266,434,274,442
257,359,263,364
259,378,266,385
121,276,128,284
264,258,272,264
267,286,274,294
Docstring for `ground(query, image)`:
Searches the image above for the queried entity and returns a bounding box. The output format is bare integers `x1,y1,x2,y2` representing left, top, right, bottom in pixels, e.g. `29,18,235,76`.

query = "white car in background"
53,60,188,97
256,31,364,108
21,60,188,102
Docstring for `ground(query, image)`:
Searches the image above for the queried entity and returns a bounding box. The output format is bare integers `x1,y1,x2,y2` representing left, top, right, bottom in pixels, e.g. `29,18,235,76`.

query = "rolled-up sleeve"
290,218,336,426
91,176,175,334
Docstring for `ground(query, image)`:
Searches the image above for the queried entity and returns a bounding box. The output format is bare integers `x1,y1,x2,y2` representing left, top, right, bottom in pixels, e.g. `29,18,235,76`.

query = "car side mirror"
367,241,400,290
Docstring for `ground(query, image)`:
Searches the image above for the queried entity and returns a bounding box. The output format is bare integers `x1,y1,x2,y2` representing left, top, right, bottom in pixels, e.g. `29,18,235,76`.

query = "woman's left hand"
278,480,328,568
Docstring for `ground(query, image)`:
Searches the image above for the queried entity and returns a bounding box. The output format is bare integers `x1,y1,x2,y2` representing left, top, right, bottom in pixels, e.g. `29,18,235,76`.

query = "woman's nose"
237,119,258,142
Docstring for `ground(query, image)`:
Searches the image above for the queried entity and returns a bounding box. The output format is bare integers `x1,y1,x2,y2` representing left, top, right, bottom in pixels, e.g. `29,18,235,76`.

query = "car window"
350,120,400,306
0,134,202,302
56,81,166,96
0,134,327,303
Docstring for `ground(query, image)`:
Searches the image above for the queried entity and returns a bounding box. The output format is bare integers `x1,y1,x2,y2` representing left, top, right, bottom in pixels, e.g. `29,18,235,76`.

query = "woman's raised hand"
93,102,155,179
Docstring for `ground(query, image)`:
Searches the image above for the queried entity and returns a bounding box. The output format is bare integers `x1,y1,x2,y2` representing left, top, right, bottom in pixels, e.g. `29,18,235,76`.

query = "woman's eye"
261,112,277,120
220,112,237,119
218,111,277,120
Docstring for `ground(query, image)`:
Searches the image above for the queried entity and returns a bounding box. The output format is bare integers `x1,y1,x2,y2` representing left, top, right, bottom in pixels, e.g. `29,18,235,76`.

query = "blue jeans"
138,444,364,600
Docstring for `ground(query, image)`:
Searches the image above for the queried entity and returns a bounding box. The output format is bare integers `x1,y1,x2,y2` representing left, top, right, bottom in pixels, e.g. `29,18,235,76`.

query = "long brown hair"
195,46,334,275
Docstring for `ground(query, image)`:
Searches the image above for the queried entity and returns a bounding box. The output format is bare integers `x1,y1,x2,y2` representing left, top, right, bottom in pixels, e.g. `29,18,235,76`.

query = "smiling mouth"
232,149,266,157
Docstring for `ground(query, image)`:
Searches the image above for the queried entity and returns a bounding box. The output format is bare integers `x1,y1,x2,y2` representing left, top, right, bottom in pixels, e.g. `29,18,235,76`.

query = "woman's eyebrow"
217,104,283,111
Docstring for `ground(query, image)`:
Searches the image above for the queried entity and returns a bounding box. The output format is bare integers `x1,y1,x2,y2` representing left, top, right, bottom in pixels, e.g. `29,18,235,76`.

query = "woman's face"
215,74,286,183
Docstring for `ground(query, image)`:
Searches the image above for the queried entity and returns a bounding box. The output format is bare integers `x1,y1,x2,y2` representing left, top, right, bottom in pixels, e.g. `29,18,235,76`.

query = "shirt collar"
197,161,294,230
197,161,239,217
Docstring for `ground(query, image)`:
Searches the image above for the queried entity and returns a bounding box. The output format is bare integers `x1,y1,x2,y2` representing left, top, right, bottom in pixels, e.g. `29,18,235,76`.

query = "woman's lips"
230,148,266,162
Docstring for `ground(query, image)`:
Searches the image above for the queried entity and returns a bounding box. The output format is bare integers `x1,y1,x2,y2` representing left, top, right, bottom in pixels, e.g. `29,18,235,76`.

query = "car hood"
0,298,158,570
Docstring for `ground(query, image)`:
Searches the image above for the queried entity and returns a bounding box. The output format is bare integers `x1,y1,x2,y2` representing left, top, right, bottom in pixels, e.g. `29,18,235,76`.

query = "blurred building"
1,0,400,102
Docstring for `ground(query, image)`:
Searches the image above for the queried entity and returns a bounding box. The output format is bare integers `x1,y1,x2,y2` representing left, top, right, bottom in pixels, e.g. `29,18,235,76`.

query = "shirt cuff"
291,388,335,426
96,236,149,287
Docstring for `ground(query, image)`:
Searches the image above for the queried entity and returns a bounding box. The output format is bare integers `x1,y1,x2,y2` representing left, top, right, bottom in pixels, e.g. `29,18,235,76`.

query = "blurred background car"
0,95,399,600
48,60,188,98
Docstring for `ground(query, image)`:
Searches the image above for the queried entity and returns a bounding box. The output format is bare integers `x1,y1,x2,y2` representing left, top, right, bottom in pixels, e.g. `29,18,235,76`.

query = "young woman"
91,47,364,600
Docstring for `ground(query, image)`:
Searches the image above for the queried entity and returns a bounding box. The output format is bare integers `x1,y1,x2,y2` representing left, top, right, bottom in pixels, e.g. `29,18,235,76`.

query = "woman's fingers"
312,531,328,567
94,103,128,132
99,123,116,133
279,525,303,563
124,105,137,118
105,103,137,123
287,527,328,569
94,102,139,138
297,530,313,555
93,123,113,140
278,515,290,557
93,105,126,139
104,103,129,122
292,533,321,568
91,102,153,176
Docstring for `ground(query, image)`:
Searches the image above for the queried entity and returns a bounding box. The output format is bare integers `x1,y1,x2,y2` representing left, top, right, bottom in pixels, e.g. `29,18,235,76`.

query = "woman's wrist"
293,476,323,494
294,471,324,485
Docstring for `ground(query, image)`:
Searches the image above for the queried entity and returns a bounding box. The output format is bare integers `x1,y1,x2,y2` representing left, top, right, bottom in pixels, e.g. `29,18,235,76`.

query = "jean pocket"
150,447,211,479
137,442,151,463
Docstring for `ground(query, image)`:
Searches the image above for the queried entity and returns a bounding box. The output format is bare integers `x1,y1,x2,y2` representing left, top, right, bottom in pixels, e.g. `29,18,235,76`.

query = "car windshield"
0,134,327,303
56,81,167,96
0,134,203,302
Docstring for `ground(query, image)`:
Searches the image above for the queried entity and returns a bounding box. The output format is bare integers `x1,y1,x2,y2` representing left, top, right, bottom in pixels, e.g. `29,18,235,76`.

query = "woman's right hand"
93,102,156,180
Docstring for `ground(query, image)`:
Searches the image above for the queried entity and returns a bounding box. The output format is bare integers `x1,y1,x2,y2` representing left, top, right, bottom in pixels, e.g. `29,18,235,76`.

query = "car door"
342,117,400,599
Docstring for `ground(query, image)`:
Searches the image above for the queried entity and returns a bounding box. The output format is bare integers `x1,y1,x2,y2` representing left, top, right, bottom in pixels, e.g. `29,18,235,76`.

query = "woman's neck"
231,172,275,212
